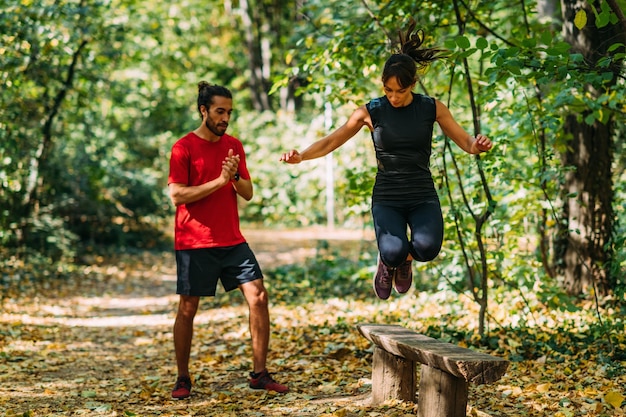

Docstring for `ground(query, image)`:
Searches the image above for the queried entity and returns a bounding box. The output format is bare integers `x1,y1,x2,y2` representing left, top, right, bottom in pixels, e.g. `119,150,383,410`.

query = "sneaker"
394,260,413,294
171,376,192,399
249,370,289,393
373,257,394,300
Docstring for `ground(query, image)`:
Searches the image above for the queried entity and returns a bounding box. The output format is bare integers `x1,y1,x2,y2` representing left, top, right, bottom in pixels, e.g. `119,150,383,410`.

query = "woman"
280,22,493,300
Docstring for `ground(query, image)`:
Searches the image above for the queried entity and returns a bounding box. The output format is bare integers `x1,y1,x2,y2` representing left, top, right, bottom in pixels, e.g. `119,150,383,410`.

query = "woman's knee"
379,237,410,266
411,239,442,262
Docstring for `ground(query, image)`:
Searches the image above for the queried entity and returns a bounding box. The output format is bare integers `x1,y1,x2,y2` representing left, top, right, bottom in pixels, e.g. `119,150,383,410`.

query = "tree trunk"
238,0,278,112
559,114,613,295
556,0,624,296
21,38,88,245
231,0,303,112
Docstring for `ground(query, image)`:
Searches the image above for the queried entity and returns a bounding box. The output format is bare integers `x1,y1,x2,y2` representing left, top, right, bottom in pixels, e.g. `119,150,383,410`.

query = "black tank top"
366,93,438,202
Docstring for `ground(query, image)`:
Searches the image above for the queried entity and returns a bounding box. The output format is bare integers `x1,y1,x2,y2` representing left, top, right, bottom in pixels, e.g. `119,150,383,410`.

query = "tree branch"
606,0,626,33
27,38,89,216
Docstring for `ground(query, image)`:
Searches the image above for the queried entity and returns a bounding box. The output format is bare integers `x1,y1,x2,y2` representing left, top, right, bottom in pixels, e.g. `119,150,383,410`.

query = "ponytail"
382,19,446,88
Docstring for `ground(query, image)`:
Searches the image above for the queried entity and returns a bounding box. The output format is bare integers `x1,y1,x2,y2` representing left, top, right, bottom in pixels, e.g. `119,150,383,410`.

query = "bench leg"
417,364,468,417
370,346,416,405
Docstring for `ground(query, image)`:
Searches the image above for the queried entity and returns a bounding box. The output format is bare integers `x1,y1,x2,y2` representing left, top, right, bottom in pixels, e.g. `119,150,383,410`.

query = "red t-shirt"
168,132,250,250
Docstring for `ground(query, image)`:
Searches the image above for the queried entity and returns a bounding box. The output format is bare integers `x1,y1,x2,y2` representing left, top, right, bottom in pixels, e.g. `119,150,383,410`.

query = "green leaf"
596,11,610,28
601,71,615,82
521,37,537,48
506,62,522,75
444,38,457,50
540,30,553,45
455,35,471,49
459,48,478,58
504,47,520,58
476,37,488,50
546,41,572,56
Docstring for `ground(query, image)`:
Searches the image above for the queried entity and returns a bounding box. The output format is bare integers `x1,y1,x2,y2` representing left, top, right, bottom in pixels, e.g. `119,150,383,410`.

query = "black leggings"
372,199,444,267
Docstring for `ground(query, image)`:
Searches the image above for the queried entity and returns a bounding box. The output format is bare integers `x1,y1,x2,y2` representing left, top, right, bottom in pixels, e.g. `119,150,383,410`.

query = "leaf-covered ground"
1,228,624,417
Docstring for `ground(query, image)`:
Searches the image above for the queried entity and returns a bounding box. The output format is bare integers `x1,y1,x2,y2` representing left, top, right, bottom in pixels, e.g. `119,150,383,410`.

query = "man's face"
203,96,233,137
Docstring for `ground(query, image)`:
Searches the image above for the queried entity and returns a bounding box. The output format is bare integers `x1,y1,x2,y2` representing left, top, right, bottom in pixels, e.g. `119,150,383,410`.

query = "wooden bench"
357,324,509,417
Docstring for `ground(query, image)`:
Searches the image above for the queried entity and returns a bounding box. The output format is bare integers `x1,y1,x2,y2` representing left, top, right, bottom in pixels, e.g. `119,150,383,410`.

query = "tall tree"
0,0,107,252
556,0,625,296
227,0,301,112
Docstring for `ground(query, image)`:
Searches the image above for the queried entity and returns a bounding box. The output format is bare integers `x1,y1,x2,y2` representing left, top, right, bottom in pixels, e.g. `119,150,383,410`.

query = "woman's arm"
435,99,493,154
280,105,371,163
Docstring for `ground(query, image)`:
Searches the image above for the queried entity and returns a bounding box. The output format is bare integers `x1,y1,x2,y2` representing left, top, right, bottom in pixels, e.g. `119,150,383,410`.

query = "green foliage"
0,0,195,255
232,108,375,228
1,0,624,319
274,0,625,328
230,111,328,226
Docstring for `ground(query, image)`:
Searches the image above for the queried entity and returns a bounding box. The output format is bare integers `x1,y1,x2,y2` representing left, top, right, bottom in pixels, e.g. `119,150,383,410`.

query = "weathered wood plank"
357,323,509,384
371,347,416,404
417,364,468,417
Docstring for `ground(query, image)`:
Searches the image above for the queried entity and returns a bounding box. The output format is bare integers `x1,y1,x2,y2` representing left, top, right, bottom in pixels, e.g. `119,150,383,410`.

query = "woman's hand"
279,150,303,164
472,134,493,153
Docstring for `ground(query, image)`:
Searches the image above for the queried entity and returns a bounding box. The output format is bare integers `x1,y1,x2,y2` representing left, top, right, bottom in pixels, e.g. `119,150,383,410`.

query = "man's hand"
221,149,240,181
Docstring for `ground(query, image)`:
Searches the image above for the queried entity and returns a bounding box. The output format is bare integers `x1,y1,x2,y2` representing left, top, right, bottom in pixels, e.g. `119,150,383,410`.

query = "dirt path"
7,228,611,417
1,228,398,417
245,226,375,267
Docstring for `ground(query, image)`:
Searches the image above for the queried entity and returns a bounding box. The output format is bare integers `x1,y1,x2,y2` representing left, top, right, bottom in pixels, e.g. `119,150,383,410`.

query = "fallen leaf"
81,390,97,398
605,391,625,409
536,383,551,393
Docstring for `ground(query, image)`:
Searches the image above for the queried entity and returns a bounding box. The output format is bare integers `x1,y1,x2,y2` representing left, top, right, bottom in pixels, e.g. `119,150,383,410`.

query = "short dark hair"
197,81,232,118
382,19,446,88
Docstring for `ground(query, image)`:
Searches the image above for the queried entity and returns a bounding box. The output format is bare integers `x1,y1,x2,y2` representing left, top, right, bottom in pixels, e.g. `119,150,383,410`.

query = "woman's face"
383,76,415,108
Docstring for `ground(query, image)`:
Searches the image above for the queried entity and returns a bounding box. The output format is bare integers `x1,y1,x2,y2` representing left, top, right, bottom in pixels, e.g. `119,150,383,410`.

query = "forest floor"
1,227,625,417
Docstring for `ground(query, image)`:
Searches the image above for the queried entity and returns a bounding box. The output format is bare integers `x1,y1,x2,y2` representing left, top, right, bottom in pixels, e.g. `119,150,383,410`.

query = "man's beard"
206,120,228,136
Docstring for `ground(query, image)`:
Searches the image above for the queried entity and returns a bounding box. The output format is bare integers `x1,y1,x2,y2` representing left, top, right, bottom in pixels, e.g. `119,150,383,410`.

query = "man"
167,81,288,399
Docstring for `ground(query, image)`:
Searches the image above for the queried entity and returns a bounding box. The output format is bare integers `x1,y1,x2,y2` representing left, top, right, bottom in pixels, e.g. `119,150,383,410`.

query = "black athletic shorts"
175,243,263,296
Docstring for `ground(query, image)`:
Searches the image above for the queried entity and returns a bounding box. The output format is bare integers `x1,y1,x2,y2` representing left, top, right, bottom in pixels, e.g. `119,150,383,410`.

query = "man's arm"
169,177,229,206
169,151,239,206
232,176,253,201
